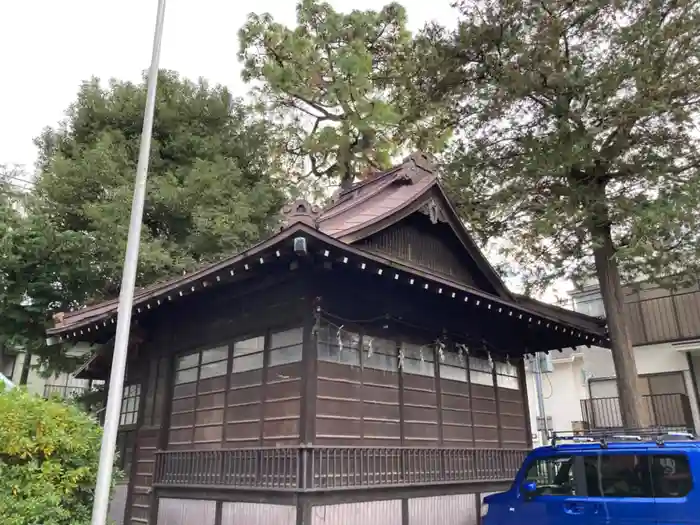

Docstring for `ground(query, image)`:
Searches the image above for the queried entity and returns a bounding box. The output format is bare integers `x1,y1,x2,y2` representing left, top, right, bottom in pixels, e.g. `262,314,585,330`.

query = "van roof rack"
550,427,696,448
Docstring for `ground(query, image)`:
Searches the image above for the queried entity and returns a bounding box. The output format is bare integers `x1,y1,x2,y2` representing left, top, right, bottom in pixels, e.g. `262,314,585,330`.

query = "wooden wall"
356,213,483,289
122,273,308,523
126,356,169,525
313,322,529,448
115,264,531,522
315,327,403,445
166,328,305,449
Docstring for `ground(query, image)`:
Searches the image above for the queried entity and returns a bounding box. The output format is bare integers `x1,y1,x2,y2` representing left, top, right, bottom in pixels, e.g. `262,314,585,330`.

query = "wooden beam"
492,365,503,447
434,345,444,445
517,358,533,448
299,273,319,447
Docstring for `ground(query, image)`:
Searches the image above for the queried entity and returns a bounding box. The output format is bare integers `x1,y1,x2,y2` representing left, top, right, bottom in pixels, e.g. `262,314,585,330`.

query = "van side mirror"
521,481,537,500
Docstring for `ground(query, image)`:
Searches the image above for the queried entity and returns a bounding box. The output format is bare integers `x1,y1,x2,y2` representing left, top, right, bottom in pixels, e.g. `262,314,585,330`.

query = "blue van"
482,430,697,524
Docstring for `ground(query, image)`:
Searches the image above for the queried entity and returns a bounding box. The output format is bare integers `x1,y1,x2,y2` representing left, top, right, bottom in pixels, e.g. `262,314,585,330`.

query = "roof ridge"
318,171,407,223
337,167,399,197
319,152,437,223
330,177,439,240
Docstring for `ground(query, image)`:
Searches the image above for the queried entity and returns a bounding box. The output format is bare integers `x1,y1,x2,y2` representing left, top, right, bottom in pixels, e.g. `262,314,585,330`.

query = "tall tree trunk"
590,218,646,429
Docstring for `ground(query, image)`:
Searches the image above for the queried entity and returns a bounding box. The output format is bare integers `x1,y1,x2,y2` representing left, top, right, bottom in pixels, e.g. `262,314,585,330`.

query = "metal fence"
153,446,527,492
581,393,693,429
43,384,89,399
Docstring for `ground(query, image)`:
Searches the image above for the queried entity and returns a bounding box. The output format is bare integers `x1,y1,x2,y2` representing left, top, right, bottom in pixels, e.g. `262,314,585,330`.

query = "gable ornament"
280,199,321,230
418,197,447,224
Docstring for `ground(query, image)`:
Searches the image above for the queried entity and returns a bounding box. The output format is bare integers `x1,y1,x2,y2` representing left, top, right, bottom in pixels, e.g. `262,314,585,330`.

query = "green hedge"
0,385,118,524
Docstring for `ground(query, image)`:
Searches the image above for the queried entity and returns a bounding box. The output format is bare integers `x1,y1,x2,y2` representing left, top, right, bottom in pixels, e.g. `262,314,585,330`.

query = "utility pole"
533,354,549,446
90,1,167,524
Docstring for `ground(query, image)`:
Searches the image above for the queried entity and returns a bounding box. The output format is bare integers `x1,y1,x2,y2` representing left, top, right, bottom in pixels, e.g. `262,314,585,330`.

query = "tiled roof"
48,151,607,342
317,153,436,239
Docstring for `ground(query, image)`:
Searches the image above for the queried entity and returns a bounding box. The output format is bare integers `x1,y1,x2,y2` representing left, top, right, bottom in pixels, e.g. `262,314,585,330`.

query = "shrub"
0,385,117,524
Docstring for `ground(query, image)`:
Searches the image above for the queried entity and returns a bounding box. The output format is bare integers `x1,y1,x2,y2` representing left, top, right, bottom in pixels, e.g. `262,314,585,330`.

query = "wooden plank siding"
313,326,528,448
117,268,531,522
441,378,473,447
622,283,700,346
122,274,309,523
126,356,170,525
355,214,484,289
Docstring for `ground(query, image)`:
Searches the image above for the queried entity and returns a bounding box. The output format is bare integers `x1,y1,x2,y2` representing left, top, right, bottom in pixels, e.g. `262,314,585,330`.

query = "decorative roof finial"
280,199,321,230
402,151,436,173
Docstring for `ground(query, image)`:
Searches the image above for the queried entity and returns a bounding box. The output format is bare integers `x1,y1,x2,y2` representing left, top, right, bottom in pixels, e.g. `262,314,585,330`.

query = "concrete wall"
527,343,700,441
408,494,479,525
4,342,95,397
525,354,587,446
151,494,487,525
108,483,128,525
157,499,217,525
582,343,690,380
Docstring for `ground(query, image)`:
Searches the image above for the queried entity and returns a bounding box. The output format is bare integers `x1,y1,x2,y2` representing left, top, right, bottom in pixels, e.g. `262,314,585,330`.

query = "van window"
524,456,575,495
582,454,653,497
650,454,692,498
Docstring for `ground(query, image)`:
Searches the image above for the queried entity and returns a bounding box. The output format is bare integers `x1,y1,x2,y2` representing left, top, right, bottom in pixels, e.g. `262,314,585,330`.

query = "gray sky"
0,0,570,302
0,0,457,171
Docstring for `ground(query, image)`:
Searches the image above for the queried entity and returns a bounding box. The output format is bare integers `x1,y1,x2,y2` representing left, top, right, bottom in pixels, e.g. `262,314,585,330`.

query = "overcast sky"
0,0,570,302
0,0,458,171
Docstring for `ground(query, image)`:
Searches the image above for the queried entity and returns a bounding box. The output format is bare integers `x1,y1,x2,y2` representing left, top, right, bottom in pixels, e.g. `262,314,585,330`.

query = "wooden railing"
581,393,694,430
153,446,527,492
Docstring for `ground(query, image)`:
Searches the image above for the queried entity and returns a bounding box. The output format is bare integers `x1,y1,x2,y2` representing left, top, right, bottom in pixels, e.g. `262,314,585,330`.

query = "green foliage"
429,0,700,292
34,70,287,295
239,0,453,189
1,71,288,372
0,387,116,525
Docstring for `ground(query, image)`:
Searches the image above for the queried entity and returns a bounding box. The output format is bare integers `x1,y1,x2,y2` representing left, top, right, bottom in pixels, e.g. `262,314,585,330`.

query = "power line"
2,175,35,189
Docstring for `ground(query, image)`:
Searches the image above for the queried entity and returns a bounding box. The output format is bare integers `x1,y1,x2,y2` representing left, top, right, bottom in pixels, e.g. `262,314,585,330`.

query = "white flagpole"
90,1,167,523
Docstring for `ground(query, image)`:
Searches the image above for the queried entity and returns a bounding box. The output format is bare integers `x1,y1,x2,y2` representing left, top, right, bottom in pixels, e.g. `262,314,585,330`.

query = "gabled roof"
316,152,510,297
48,152,608,349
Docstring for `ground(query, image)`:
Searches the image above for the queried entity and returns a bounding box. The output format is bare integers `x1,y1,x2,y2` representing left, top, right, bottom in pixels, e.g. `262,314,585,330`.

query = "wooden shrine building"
47,152,607,525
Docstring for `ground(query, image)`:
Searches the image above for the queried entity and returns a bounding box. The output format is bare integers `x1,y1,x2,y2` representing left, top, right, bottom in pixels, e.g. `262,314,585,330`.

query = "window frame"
649,453,693,498
520,454,582,497
119,382,142,428
268,327,304,368
469,355,494,387
525,451,695,500
438,348,468,383
231,335,265,373
401,341,436,378
317,322,361,366
362,335,399,373
495,360,520,390
576,452,658,499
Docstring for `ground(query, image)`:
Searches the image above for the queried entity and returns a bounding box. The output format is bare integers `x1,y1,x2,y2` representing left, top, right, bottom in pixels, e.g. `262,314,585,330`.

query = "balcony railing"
623,288,700,345
581,393,694,430
153,446,527,492
43,384,89,399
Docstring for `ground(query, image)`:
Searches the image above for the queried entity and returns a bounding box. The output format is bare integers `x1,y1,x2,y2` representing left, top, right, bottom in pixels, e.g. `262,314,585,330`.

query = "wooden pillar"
214,502,223,525
493,364,503,447
517,358,533,448
465,354,476,448
475,492,483,525
433,345,444,445
398,340,406,445
258,329,271,444
299,291,319,445
123,360,151,525
148,353,175,525
296,496,313,525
